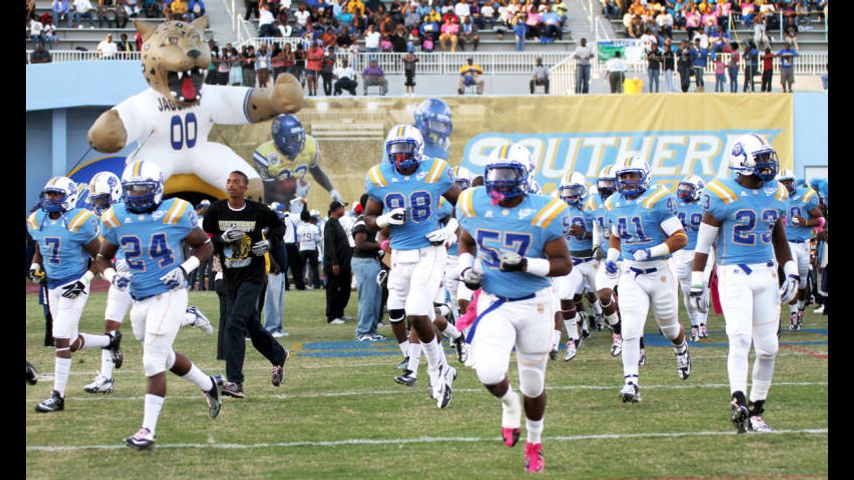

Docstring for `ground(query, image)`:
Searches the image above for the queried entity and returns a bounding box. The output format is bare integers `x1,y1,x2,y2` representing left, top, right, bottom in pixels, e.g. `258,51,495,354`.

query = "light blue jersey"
784,185,820,242
423,141,449,161
703,178,789,265
584,193,612,253
564,202,595,253
674,198,705,250
457,187,569,298
436,196,458,256
101,198,198,300
365,157,455,251
91,207,127,265
605,187,679,262
27,208,100,288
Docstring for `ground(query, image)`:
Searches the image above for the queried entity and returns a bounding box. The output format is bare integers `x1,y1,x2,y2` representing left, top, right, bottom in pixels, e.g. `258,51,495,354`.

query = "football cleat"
83,375,115,394
428,367,441,400
594,315,606,331
620,382,641,403
563,340,578,362
453,335,465,363
690,326,700,342
204,375,224,419
437,364,457,409
35,390,65,412
272,350,289,387
26,361,38,385
699,323,709,338
579,312,590,339
610,333,622,357
549,345,558,361
502,427,521,448
186,306,213,335
106,330,123,369
124,427,156,450
789,311,800,331
731,392,750,434
394,370,417,386
461,342,472,365
222,381,244,399
524,442,545,473
638,348,646,367
395,356,409,370
675,346,691,380
797,308,805,329
748,400,774,433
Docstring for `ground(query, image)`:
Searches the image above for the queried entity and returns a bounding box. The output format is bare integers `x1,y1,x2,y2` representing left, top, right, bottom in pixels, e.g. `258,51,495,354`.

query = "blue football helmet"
414,98,452,152
484,143,531,204
558,172,587,207
384,124,424,173
677,175,705,202
272,114,306,161
39,176,80,214
615,155,652,198
728,133,779,181
121,160,164,213
88,171,122,216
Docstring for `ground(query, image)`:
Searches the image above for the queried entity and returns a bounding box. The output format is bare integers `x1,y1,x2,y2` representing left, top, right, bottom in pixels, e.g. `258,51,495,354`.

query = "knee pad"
659,322,682,340
753,334,779,359
389,309,406,323
729,334,751,353
475,361,507,387
516,352,547,398
143,335,172,377
165,350,176,371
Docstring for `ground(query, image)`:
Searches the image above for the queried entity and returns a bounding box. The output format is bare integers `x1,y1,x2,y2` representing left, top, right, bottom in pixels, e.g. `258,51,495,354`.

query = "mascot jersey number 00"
87,17,303,201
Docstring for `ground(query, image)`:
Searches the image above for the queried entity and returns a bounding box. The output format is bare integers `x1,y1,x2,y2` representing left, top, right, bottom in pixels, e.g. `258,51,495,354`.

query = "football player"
252,114,343,205
27,177,122,412
604,156,690,403
691,135,797,433
364,124,462,408
673,175,714,341
414,98,453,160
96,161,224,449
456,143,572,473
83,172,214,395
777,169,825,330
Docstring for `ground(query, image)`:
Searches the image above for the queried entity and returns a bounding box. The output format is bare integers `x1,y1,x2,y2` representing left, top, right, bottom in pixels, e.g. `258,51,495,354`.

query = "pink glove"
380,239,390,251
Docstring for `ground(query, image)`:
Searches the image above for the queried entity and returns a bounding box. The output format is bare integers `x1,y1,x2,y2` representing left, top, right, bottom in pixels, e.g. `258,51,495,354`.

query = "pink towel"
456,288,481,332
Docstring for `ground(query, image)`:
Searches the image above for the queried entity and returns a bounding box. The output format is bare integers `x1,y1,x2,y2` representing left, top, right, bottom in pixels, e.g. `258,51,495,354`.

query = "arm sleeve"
323,223,334,263
101,219,117,245
206,84,255,125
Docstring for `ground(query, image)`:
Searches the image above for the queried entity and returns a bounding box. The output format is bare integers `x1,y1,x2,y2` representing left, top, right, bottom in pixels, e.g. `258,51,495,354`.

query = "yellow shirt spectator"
459,62,484,78
347,0,366,17
172,0,189,14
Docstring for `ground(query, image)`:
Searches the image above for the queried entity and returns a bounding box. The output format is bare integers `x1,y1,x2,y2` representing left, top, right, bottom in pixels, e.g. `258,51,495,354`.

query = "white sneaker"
620,382,641,403
563,340,577,361
186,306,213,335
437,364,457,409
342,315,354,321
428,367,442,400
329,318,346,325
813,305,825,314
84,375,114,394
272,331,289,338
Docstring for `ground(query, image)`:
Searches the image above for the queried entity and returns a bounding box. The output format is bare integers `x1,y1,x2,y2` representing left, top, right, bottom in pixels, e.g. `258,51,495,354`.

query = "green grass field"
25,289,828,479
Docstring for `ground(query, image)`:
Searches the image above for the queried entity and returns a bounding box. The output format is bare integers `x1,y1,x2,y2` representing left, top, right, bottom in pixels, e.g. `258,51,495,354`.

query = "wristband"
648,242,671,259
607,247,621,262
180,256,201,274
690,270,705,289
458,251,475,277
81,270,95,285
695,222,719,255
525,257,551,277
102,267,116,283
30,262,41,272
783,260,798,278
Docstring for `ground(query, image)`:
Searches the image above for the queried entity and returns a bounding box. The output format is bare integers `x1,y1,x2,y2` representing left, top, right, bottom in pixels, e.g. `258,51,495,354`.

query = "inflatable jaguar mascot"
87,17,303,201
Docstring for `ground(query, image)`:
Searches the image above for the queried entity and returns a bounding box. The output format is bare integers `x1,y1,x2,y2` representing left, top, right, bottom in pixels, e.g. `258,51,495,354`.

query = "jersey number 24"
120,233,176,271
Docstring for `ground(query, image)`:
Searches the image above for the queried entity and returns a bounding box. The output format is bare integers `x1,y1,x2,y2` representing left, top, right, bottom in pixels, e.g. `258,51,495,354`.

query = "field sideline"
25,289,828,479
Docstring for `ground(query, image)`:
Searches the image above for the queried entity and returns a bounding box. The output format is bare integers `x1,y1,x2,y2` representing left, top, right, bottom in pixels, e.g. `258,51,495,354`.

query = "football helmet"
88,171,122,216
452,165,473,190
39,176,80,213
614,155,652,197
414,98,452,150
728,134,779,181
484,143,531,204
272,114,306,161
121,160,164,213
269,201,287,220
384,124,424,173
596,164,618,198
777,168,797,195
677,175,706,202
558,172,587,207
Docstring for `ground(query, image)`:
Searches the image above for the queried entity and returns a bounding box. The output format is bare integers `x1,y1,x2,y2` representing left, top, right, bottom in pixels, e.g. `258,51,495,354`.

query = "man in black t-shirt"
323,200,353,324
203,171,290,399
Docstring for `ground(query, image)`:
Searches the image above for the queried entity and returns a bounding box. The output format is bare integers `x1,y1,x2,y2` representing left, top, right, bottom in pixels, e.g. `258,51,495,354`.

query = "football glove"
28,263,45,283
632,248,652,262
461,267,483,291
426,227,451,246
688,285,707,314
61,280,87,299
499,252,527,272
251,239,270,256
112,271,131,292
779,274,800,303
604,260,619,279
376,269,388,287
376,208,406,228
221,227,245,243
592,245,605,261
159,267,188,290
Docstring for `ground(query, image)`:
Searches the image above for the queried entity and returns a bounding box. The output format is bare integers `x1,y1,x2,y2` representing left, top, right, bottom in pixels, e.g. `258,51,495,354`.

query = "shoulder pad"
163,198,191,224
367,164,389,188
704,179,738,205
27,211,39,230
67,209,96,233
457,187,477,218
775,182,789,202
583,196,597,211
641,188,670,209
531,196,567,228
604,196,615,211
425,158,450,184
102,206,121,228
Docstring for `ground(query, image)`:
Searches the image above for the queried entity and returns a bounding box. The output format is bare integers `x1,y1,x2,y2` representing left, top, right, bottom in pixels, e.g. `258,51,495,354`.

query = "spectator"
294,3,310,35
242,45,257,87
677,40,692,92
337,25,355,50
96,34,118,59
760,46,774,92
320,47,336,95
404,3,422,30
283,44,297,80
525,7,541,39
392,24,409,52
743,41,758,92
351,194,384,341
513,12,529,51
457,57,484,94
784,25,799,52
459,15,480,50
216,44,233,85
530,57,549,94
602,0,619,19
73,0,96,28
29,17,44,45
480,0,495,29
454,0,471,21
362,59,388,95
324,200,353,325
29,42,52,64
171,0,190,21
690,38,708,91
753,12,769,50
573,37,594,94
540,5,562,41
245,0,260,20
685,4,700,40
115,0,129,28
255,42,273,87
420,15,440,47
52,0,72,28
228,46,244,86
778,43,799,93
298,215,323,289
293,43,305,85
262,244,288,337
605,50,627,94
271,44,287,81
628,15,643,38
189,0,206,19
662,37,676,92
402,51,418,94
115,32,134,57
640,27,658,52
280,202,307,291
306,40,324,96
727,41,740,93
334,57,358,95
647,46,661,93
365,24,381,54
713,51,726,92
439,16,460,51
258,3,276,36
740,0,755,28
657,9,674,39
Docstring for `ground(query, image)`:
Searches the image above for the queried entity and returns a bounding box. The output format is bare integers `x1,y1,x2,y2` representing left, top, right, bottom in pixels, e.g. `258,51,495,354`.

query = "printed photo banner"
209,94,793,207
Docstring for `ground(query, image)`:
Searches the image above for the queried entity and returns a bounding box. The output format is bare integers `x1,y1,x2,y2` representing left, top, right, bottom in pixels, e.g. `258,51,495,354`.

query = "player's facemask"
559,184,586,207
677,183,697,201
90,194,113,215
386,141,421,172
751,150,779,181
123,182,161,213
39,189,68,213
485,164,528,205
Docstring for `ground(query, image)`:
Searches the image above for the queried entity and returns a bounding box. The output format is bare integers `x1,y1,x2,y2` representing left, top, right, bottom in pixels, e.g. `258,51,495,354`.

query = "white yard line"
26,428,828,452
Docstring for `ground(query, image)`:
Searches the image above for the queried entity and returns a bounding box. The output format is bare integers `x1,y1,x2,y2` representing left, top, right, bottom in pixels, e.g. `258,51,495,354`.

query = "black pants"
223,279,286,384
678,66,691,92
334,77,358,95
216,277,228,360
744,66,756,92
322,72,334,95
244,0,259,20
761,70,773,92
285,243,305,290
530,78,549,94
40,281,53,346
324,265,352,322
301,250,321,288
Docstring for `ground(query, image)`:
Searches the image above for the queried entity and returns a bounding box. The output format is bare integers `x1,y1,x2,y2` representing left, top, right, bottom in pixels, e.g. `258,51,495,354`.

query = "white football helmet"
677,175,705,202
728,133,779,181
89,171,122,216
596,164,618,198
384,124,424,172
40,176,80,213
614,155,652,197
452,165,473,190
777,168,796,195
121,160,165,213
484,143,531,203
558,171,587,207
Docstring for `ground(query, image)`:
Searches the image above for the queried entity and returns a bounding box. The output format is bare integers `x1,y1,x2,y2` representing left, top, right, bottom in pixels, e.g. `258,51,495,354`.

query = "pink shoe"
502,427,520,447
524,442,544,473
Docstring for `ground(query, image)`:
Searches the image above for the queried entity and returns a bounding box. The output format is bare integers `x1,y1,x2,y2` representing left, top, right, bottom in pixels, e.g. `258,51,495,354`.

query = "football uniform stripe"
69,210,94,232
167,200,189,225
705,181,734,205
642,189,669,208
541,201,568,229
163,200,181,225
532,198,562,227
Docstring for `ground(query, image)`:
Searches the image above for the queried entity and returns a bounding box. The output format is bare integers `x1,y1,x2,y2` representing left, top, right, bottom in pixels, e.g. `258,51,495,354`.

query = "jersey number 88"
385,191,432,223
